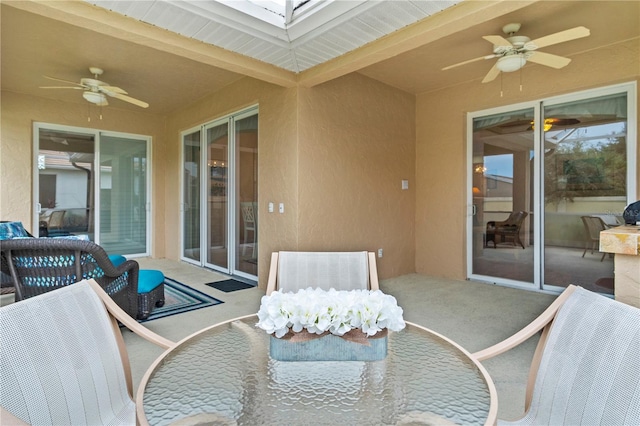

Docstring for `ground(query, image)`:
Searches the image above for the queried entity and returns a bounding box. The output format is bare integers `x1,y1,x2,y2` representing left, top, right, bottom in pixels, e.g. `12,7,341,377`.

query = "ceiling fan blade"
481,63,501,83
40,86,84,90
482,35,512,47
442,54,497,71
526,51,571,69
43,75,84,87
101,85,128,95
107,92,149,108
526,26,590,50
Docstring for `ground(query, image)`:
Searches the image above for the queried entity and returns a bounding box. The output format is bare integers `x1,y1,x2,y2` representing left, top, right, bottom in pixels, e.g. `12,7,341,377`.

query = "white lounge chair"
0,279,175,425
473,284,640,425
266,251,379,294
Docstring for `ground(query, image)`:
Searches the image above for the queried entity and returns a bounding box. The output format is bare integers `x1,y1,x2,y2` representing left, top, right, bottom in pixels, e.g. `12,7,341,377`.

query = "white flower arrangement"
256,287,406,338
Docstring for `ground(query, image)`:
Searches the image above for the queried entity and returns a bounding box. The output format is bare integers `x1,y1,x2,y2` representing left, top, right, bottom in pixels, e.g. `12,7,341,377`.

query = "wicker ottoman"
137,269,165,320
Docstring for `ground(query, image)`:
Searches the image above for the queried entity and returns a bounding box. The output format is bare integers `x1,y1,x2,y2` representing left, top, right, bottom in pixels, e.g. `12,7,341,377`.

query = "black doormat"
206,279,255,292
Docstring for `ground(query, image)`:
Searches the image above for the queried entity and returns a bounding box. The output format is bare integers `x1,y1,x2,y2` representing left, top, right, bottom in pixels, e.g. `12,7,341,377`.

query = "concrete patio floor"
127,258,560,421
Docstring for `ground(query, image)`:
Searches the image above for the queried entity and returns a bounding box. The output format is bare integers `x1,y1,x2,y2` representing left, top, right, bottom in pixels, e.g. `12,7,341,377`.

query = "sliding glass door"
234,112,258,277
205,120,229,270
181,107,258,281
35,124,151,256
469,107,535,287
468,83,635,294
182,130,202,263
99,134,149,255
542,92,630,293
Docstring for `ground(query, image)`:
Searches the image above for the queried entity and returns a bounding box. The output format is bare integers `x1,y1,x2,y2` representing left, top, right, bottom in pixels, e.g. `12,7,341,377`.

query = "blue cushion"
109,255,127,267
48,235,90,241
0,222,29,240
138,269,165,293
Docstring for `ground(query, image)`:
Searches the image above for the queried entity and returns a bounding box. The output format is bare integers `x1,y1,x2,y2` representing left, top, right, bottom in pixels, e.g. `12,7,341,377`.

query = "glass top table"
137,315,497,425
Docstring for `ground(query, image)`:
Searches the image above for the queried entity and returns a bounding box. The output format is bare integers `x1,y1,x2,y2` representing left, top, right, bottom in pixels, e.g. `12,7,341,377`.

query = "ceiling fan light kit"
496,54,526,73
82,91,108,106
442,23,591,88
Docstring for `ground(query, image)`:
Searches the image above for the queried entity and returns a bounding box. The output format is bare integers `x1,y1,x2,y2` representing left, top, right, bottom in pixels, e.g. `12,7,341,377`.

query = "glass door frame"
98,130,152,257
33,122,152,257
202,115,231,275
539,83,636,293
466,101,541,291
180,125,202,268
466,82,636,292
228,107,259,280
180,105,259,282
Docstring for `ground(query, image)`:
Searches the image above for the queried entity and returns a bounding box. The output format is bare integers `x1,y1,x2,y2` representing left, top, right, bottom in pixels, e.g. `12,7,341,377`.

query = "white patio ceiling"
86,0,462,73
3,1,636,115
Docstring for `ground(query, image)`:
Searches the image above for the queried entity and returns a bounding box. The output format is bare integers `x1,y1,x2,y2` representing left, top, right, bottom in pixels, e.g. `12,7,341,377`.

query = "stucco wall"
415,39,640,280
164,73,416,287
0,91,167,252
297,73,416,278
2,72,416,289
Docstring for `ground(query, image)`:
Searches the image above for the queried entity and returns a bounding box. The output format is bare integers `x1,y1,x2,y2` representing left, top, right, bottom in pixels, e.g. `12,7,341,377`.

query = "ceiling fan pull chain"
500,72,504,98
519,68,523,92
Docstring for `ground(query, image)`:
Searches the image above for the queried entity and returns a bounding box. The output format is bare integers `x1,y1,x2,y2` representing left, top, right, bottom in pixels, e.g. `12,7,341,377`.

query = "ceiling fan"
442,23,590,83
40,67,149,108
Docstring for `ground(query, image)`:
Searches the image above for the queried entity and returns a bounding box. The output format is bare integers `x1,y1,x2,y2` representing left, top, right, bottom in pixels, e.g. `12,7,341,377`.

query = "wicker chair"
1,238,139,318
266,251,380,295
0,279,175,425
485,211,528,249
580,215,607,261
0,221,34,295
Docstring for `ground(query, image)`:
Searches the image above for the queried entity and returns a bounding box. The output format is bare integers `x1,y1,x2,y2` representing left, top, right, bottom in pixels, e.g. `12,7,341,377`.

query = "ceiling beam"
6,0,299,88
297,0,538,88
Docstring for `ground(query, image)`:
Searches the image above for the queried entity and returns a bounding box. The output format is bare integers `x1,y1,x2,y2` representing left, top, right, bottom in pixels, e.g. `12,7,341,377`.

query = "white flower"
256,287,406,338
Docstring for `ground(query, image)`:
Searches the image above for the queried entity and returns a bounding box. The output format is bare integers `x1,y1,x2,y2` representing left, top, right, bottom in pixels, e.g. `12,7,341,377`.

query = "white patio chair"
266,251,379,294
473,284,640,425
0,279,175,425
240,201,257,257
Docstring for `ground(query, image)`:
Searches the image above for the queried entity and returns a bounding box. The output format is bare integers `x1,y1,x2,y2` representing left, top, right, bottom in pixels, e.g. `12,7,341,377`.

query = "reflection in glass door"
182,130,201,263
469,108,535,287
205,121,229,271
542,93,628,295
36,125,151,256
181,107,258,281
235,114,258,277
99,134,149,255
37,128,96,240
469,84,634,295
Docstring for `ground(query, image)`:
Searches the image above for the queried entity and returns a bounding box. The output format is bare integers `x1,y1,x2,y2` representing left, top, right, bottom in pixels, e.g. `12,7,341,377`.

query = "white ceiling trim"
85,0,462,73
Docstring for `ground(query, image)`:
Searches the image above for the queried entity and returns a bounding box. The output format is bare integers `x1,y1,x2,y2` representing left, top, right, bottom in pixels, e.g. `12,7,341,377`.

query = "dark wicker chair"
485,211,528,249
1,221,35,295
1,238,139,318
